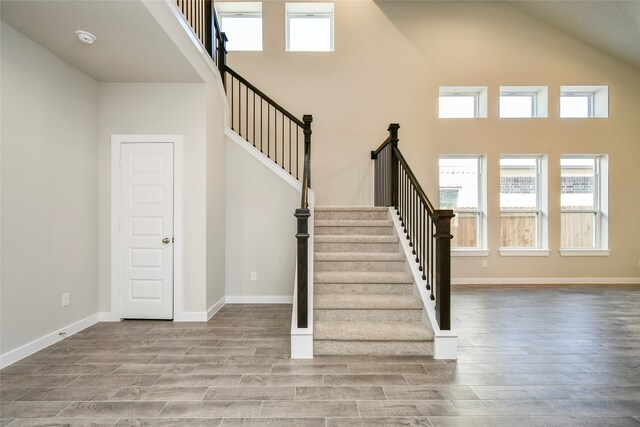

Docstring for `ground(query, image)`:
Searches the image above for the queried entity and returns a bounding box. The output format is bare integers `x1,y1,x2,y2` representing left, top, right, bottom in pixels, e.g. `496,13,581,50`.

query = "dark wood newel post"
388,123,400,209
303,115,313,189
295,208,310,328
295,114,313,329
433,209,454,330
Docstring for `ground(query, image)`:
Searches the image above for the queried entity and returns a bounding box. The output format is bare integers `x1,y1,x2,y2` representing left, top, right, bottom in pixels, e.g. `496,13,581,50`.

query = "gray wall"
225,136,299,299
1,22,99,353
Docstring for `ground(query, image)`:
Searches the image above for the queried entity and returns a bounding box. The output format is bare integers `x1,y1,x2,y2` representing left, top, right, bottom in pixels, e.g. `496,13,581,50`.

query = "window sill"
452,249,489,257
499,249,550,257
560,249,610,257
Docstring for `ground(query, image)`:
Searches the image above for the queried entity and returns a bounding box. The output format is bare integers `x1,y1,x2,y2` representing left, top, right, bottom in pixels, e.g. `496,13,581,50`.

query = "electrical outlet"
61,293,70,307
250,272,257,281
482,260,488,268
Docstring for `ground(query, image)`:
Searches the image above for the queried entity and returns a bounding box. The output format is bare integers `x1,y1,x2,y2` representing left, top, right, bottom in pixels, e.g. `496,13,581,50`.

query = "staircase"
313,207,434,355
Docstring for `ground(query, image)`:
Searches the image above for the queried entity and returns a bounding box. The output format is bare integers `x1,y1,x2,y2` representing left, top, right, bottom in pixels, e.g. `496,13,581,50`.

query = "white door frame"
110,134,183,321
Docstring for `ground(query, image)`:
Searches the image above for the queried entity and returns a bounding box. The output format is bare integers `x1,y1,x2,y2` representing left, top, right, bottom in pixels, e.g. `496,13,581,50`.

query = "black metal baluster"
289,120,292,175
282,113,285,169
274,110,277,166
267,106,270,159
296,126,299,179
238,80,242,138
245,85,248,140
253,92,256,146
231,77,234,131
260,98,263,152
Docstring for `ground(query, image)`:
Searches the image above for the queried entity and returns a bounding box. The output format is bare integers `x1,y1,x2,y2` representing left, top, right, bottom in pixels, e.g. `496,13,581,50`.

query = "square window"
560,85,608,118
217,3,263,51
439,156,486,249
439,86,487,118
500,156,547,249
286,3,334,52
500,86,548,118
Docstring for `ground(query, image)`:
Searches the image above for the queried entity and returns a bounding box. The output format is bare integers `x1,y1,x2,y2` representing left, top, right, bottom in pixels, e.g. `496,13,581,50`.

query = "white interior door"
119,142,174,319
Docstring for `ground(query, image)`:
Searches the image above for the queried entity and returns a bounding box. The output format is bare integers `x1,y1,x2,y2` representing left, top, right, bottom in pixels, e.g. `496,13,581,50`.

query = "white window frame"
439,155,488,256
560,155,609,256
499,154,549,256
439,86,488,119
286,3,334,52
560,85,608,118
499,86,548,118
216,2,263,52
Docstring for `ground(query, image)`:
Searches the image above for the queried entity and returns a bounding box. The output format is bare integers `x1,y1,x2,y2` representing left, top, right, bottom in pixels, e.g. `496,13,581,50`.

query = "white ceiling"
0,0,203,82
510,1,640,70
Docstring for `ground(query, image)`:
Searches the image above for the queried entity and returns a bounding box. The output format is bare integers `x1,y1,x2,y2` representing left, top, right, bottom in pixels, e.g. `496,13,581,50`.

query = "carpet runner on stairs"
313,207,434,356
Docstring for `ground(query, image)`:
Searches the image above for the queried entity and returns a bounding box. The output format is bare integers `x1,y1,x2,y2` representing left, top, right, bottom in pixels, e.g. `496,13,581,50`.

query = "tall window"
561,155,608,251
217,2,263,51
439,156,486,250
286,3,334,52
500,156,547,250
438,86,488,119
560,85,608,118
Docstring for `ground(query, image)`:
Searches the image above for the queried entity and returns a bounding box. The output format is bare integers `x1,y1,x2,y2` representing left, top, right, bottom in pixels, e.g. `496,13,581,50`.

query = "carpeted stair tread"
315,207,389,212
315,321,434,341
315,220,393,227
314,271,414,284
315,293,423,310
315,252,405,261
315,235,399,243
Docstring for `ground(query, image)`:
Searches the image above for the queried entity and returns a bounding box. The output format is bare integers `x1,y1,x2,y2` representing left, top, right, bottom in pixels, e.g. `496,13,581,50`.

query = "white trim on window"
560,85,608,118
499,154,548,252
439,86,488,118
499,86,548,118
285,3,334,52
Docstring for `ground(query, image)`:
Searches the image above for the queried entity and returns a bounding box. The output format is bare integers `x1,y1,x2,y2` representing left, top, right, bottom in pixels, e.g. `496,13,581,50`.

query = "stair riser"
314,340,433,356
315,260,406,272
314,309,422,322
315,242,399,253
315,226,393,236
315,283,413,295
315,211,389,221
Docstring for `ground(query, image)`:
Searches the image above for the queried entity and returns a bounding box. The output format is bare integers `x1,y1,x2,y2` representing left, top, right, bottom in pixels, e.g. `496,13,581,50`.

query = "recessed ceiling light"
75,30,96,45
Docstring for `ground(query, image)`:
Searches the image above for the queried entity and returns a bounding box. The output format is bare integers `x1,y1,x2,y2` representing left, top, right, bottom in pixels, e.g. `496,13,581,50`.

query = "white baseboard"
207,296,226,320
225,295,293,304
99,312,120,322
0,313,100,369
174,311,208,322
453,277,640,285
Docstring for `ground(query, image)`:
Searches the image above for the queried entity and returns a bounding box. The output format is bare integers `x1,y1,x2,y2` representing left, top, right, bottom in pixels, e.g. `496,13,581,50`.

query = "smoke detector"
75,30,96,45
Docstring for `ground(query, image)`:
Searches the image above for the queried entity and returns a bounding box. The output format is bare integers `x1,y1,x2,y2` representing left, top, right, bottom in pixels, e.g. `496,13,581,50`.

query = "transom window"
500,86,548,118
217,2,263,52
438,86,488,119
560,85,608,118
286,3,334,52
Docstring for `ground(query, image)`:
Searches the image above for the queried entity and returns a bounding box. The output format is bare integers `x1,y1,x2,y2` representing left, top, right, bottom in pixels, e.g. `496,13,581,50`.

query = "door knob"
162,237,171,244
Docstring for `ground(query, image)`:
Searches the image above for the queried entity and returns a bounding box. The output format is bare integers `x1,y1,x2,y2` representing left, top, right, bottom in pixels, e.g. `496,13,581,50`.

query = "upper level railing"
371,124,454,330
176,0,312,329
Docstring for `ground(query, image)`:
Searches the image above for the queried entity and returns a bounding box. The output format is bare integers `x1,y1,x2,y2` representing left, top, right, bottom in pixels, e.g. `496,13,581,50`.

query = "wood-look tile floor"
1,289,640,426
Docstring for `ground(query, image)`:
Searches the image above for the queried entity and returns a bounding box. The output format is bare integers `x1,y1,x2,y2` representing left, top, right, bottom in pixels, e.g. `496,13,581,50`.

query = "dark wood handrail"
371,124,453,331
225,67,305,128
392,146,436,215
